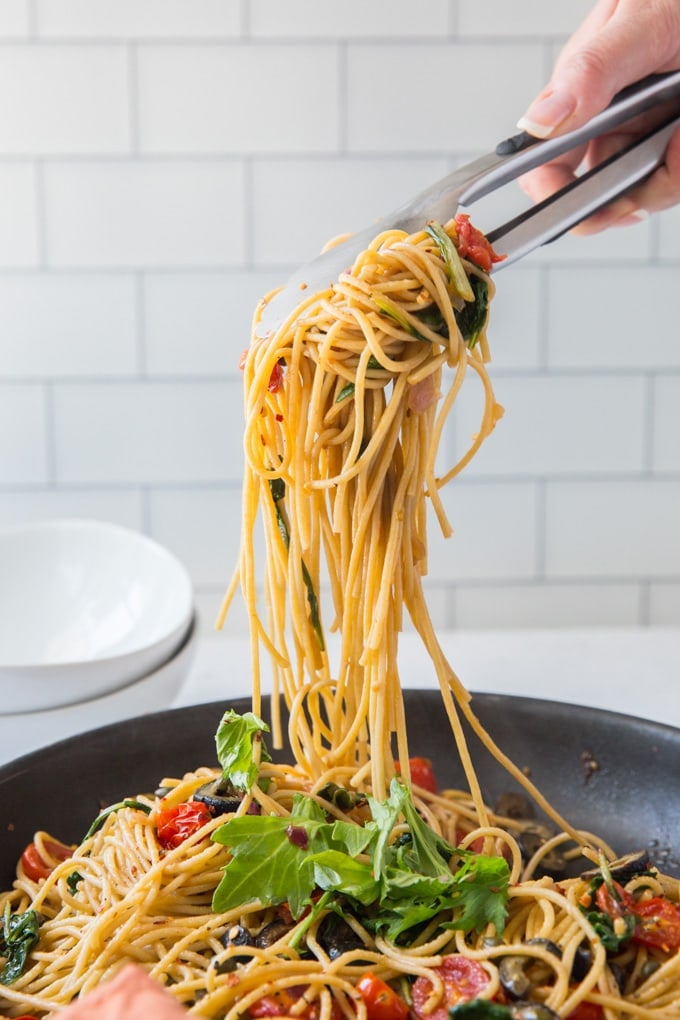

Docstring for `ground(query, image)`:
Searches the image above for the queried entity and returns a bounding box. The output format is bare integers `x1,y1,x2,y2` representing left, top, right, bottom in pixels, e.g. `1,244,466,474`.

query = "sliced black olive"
518,828,567,877
216,923,256,973
499,940,561,1000
499,956,532,1000
494,791,535,821
317,913,365,961
221,924,255,950
192,779,242,816
482,935,504,949
640,958,660,981
570,940,593,982
255,919,293,949
509,1003,559,1020
581,851,652,884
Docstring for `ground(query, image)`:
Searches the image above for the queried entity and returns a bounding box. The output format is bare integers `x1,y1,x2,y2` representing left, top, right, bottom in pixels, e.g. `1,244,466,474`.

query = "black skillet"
1,691,679,887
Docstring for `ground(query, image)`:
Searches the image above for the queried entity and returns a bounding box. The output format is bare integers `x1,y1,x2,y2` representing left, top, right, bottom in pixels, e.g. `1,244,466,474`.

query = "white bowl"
0,614,198,766
0,519,194,713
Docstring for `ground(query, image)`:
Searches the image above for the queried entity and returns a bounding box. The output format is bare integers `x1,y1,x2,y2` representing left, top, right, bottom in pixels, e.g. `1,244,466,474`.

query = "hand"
517,0,680,232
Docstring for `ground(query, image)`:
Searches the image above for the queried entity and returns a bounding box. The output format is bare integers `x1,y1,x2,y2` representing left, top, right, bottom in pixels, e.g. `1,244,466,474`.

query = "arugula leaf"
215,709,271,793
310,850,380,905
212,814,314,917
211,775,509,942
454,275,489,349
0,904,41,984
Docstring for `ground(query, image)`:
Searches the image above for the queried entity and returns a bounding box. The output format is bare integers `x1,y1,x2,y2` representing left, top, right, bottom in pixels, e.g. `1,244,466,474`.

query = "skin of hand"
51,964,190,1019
517,0,680,232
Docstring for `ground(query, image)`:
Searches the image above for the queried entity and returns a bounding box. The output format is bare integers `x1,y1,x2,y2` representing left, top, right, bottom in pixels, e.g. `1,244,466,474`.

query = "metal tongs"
256,70,680,337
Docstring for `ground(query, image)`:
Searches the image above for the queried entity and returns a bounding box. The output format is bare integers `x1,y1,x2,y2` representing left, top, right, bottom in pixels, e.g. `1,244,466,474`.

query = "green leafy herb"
335,382,355,403
211,776,509,942
413,304,449,338
580,854,638,952
371,292,431,343
268,478,325,651
454,275,489,349
215,709,271,793
84,799,151,840
66,871,84,895
425,220,474,302
0,904,41,984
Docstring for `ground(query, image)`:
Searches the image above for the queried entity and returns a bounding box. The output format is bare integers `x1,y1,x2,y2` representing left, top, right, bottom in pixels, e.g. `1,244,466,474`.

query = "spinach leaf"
454,275,489,349
84,799,151,840
425,220,474,302
67,871,84,895
450,1003,512,1019
268,478,325,651
0,904,41,984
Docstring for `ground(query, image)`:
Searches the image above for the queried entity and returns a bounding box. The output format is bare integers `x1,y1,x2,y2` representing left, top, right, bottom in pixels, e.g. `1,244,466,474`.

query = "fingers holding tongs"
482,70,680,267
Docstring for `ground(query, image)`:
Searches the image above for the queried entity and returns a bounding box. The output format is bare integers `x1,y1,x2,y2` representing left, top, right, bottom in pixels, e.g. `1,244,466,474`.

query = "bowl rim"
0,517,194,671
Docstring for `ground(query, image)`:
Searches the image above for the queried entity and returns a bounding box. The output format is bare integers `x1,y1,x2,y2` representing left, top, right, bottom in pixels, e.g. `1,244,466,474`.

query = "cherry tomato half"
356,972,409,1020
633,896,680,952
20,839,73,882
412,955,490,1020
155,801,211,850
394,757,437,794
454,214,505,273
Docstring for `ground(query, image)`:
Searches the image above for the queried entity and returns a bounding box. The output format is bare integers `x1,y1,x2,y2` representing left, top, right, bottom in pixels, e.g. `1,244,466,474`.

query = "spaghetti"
2,218,680,1020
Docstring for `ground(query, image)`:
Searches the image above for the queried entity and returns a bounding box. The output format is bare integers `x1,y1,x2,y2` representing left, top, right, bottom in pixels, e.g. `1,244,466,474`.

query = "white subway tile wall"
0,0,678,635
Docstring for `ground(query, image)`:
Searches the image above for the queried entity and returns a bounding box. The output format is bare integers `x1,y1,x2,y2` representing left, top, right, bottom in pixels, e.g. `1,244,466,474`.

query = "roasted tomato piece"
394,757,437,794
454,213,505,272
155,801,212,850
268,360,285,393
566,1002,605,1020
633,896,680,951
356,972,409,1020
21,838,73,882
412,955,490,1020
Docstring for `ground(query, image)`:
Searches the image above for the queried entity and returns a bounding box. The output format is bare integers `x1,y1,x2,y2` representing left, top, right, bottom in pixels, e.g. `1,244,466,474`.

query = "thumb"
518,13,664,138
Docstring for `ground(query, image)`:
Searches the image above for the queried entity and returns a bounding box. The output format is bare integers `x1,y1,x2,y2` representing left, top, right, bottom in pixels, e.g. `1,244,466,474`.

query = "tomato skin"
20,839,73,882
394,757,437,794
155,801,212,850
454,214,505,272
566,1002,604,1020
633,897,680,952
356,973,409,1020
412,956,490,1020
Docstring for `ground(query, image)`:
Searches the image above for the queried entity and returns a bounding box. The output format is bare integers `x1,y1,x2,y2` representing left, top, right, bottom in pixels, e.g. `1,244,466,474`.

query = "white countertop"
2,627,678,767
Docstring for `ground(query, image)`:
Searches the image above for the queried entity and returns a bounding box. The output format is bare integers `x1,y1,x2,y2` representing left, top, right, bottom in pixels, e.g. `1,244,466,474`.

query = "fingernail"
613,209,649,227
517,89,577,138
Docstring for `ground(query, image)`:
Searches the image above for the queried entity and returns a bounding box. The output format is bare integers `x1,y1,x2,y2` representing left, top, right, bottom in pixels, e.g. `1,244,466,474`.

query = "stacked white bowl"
0,519,197,764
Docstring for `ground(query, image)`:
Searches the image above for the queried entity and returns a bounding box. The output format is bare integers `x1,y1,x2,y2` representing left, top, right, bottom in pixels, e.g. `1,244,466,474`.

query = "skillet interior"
1,690,679,887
